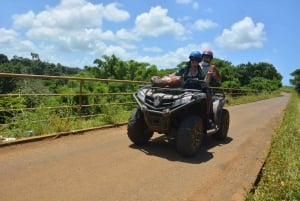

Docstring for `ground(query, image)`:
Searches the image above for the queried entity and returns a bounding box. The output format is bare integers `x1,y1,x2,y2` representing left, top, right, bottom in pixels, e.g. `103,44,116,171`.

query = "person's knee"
206,93,212,100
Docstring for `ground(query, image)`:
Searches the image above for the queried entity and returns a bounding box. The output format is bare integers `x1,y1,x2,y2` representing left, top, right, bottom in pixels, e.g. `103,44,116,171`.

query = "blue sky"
1,0,299,85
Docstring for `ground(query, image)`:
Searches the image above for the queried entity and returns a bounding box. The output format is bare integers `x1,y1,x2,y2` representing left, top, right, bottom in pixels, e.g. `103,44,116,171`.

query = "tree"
31,52,40,61
247,77,280,92
236,63,254,86
219,65,239,84
127,60,142,80
93,54,120,79
0,53,9,64
290,69,300,93
221,79,241,89
236,62,282,89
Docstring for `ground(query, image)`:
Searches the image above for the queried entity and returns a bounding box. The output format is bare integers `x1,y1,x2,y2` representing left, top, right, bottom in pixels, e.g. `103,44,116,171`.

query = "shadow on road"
129,135,233,164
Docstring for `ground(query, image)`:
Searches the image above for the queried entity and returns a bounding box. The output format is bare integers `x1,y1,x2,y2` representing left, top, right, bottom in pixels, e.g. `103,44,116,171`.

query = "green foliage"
290,69,300,93
0,96,26,124
1,55,82,76
0,96,26,110
281,85,294,93
89,54,157,82
247,77,281,92
221,79,241,89
236,62,282,87
1,108,75,137
0,77,19,93
101,105,127,124
0,53,9,64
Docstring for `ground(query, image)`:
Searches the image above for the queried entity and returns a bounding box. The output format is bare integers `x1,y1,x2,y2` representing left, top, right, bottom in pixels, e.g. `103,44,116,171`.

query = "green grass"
225,90,282,106
0,106,132,138
246,90,300,200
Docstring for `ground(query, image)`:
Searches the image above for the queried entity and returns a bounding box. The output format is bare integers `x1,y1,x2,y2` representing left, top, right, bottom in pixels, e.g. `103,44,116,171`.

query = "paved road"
0,93,290,201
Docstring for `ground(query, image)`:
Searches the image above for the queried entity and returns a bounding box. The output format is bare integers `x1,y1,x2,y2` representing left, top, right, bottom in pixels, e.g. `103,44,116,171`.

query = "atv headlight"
137,90,146,101
173,96,192,107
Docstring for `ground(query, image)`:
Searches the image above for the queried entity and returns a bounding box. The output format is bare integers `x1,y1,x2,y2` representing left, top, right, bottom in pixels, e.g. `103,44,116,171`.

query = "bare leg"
206,92,214,128
206,93,212,118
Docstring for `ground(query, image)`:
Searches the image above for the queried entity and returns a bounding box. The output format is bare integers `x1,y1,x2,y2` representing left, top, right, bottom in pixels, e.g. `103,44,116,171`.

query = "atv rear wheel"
127,108,154,145
213,109,230,140
176,115,205,157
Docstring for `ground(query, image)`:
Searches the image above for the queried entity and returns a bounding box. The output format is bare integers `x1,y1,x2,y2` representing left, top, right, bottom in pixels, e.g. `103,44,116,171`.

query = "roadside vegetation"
0,52,293,140
246,88,300,200
0,89,282,139
1,105,132,139
225,90,281,106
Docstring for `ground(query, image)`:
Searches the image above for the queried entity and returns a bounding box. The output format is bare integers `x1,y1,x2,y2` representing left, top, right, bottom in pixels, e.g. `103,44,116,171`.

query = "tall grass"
246,90,300,200
0,105,132,138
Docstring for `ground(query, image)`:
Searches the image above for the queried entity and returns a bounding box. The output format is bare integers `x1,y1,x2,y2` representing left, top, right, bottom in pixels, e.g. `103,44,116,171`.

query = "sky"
1,0,299,86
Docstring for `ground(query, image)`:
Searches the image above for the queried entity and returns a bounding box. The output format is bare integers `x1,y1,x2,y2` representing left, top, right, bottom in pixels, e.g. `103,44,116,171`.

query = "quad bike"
127,78,230,157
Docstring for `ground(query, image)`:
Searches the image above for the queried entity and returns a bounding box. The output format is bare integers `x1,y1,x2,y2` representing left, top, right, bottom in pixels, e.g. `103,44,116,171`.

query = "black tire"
176,115,205,157
127,108,154,145
213,109,230,140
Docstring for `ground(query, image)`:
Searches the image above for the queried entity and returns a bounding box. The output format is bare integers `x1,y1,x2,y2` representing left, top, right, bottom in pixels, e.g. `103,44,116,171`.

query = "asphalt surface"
0,93,290,201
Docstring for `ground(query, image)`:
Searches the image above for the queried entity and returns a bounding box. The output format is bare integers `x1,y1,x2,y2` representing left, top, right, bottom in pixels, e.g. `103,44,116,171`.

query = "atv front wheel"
127,108,154,145
177,115,205,157
213,109,230,140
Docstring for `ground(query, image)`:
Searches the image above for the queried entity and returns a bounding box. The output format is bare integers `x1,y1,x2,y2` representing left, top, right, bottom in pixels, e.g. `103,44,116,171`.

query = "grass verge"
245,90,300,200
225,90,281,106
0,106,132,139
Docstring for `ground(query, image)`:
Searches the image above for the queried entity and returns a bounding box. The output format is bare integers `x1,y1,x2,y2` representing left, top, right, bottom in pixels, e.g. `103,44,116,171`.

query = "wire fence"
0,73,258,138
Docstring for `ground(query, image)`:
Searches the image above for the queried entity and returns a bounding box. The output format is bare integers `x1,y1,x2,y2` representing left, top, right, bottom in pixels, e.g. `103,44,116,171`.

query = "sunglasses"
203,55,211,58
190,58,199,62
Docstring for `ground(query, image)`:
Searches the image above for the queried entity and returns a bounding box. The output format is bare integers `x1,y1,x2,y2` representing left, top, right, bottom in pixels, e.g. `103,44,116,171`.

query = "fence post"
79,80,83,118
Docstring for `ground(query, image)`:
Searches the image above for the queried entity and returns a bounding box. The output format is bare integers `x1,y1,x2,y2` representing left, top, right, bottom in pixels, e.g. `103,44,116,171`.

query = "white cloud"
103,45,128,57
1,0,137,66
215,17,266,50
11,0,130,52
0,28,38,59
12,11,35,28
60,0,85,7
19,40,36,50
140,43,208,69
29,1,128,29
103,3,130,22
0,28,18,44
142,46,162,53
176,0,199,10
194,19,218,31
116,28,137,41
134,6,185,37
